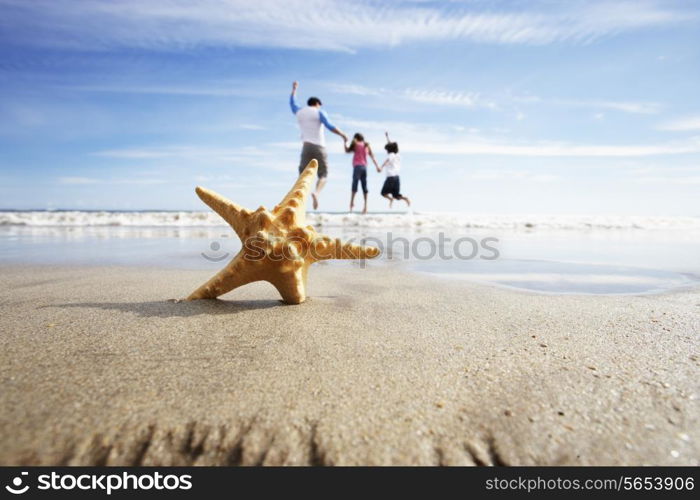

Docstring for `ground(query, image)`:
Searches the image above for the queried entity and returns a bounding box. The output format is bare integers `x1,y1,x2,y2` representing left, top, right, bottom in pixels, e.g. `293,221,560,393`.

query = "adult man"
290,81,348,209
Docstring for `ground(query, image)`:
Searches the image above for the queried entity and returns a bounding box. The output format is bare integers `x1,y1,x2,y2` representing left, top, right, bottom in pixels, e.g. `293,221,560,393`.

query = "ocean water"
1,210,699,295
2,209,700,230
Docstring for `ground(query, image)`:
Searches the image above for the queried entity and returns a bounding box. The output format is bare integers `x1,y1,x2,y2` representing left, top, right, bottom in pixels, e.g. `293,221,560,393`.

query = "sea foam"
1,210,699,231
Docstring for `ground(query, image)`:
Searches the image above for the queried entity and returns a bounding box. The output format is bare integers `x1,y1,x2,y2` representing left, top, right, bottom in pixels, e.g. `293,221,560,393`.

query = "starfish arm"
186,253,258,300
311,235,381,261
268,269,307,304
195,186,251,238
273,159,318,225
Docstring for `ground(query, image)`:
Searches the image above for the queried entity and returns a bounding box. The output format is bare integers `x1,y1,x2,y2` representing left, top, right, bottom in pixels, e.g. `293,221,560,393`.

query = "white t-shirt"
296,107,328,146
290,95,337,147
384,153,401,177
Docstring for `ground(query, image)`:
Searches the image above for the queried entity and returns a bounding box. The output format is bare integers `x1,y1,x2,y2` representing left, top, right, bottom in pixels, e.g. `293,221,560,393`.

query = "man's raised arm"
289,81,300,114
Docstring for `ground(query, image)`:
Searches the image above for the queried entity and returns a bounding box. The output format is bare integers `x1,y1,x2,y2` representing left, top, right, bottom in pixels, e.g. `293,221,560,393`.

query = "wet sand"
0,264,698,465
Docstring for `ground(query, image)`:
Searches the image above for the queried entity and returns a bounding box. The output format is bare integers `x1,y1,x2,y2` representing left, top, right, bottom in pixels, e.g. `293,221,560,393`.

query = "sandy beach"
0,263,698,466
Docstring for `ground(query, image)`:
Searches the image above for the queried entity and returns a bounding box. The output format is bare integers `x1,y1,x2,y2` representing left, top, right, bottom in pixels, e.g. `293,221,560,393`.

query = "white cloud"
326,83,662,115
572,100,661,114
334,116,700,157
657,115,700,131
627,164,700,174
636,175,700,184
59,83,252,97
406,139,700,157
58,176,101,185
297,123,700,156
325,83,495,109
91,144,303,172
115,178,169,185
239,124,266,130
0,0,692,52
58,176,168,185
91,128,700,185
468,169,559,182
93,145,269,160
515,96,662,114
402,89,493,109
326,83,382,96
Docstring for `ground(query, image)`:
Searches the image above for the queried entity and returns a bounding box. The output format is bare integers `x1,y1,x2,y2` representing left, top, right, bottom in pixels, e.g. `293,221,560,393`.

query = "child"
344,132,379,214
378,131,411,208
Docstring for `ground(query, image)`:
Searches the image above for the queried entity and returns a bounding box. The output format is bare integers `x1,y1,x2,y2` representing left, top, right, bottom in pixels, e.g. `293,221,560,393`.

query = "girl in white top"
378,132,411,208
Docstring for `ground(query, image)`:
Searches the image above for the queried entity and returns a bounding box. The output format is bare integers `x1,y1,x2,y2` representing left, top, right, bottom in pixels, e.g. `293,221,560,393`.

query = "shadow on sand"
47,298,286,318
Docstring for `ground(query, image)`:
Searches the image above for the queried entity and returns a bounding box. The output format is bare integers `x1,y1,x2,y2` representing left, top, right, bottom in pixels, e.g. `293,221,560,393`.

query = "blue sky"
0,0,699,214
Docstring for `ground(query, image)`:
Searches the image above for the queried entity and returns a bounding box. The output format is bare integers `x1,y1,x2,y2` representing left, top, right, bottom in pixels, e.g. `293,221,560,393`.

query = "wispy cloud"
402,89,496,109
336,116,700,157
91,145,300,172
627,164,700,175
512,94,662,114
327,83,660,114
326,83,382,97
468,169,559,182
58,176,168,185
561,99,662,114
636,175,700,184
58,176,101,185
0,0,692,52
406,138,700,157
113,126,700,160
59,84,253,97
326,83,495,109
657,115,700,131
93,145,268,160
239,124,266,131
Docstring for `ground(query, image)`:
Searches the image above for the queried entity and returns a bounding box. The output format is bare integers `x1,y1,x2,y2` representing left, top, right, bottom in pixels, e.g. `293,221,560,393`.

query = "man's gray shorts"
299,142,328,178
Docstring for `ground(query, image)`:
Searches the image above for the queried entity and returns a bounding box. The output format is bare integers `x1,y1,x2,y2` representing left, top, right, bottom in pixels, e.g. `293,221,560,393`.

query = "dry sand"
0,263,698,465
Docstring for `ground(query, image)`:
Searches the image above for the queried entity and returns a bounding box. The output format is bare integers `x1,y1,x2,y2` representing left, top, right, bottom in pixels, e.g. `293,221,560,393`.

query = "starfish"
187,159,381,304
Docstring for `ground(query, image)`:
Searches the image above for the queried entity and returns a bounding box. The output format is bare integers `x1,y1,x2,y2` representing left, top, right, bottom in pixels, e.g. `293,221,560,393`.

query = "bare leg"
362,192,368,214
350,191,357,212
382,193,394,208
401,196,411,207
312,176,327,210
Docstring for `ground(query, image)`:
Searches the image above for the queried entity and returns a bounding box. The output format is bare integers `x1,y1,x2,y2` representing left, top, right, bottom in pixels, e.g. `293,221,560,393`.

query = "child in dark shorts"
378,132,411,208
